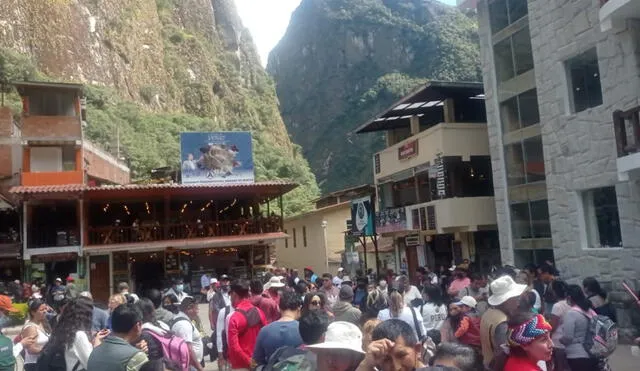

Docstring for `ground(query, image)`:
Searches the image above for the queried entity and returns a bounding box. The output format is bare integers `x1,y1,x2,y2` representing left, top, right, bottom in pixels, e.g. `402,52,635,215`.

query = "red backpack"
459,316,482,348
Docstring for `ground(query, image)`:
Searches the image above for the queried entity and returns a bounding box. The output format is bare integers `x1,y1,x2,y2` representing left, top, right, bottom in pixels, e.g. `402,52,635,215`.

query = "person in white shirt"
332,267,344,287
171,297,204,371
43,297,109,371
216,304,234,371
398,275,421,306
20,300,51,368
164,278,190,304
377,290,426,341
420,285,448,333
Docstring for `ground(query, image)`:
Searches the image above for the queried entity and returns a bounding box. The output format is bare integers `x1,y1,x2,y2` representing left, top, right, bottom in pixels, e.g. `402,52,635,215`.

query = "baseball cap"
454,296,477,309
210,278,218,285
55,277,62,283
339,285,354,300
66,276,75,282
0,295,18,313
220,274,229,280
337,267,344,272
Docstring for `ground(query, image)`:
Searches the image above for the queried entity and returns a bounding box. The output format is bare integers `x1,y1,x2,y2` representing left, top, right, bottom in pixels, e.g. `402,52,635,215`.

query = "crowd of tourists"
0,262,626,371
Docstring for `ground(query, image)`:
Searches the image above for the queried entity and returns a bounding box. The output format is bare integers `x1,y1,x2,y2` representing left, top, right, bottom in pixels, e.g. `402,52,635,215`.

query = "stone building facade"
477,0,640,336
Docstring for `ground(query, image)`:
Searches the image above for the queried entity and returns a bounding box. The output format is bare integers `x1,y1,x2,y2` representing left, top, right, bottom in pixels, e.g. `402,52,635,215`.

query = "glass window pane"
494,37,515,82
519,89,540,127
504,142,525,185
530,200,551,238
523,137,545,183
568,48,603,113
500,96,520,133
512,27,534,76
489,0,509,34
507,0,528,24
592,187,622,247
511,202,532,239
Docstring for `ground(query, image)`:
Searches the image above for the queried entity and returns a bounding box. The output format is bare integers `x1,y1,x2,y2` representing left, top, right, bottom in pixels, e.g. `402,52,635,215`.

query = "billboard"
376,207,408,234
180,132,254,184
351,196,375,237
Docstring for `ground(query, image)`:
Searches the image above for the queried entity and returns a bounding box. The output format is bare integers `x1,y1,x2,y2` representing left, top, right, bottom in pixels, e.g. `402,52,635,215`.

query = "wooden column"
443,98,455,123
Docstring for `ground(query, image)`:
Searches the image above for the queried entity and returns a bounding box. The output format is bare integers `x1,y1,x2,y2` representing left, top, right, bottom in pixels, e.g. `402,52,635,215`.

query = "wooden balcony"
28,228,79,249
613,106,640,181
87,217,283,246
22,171,84,186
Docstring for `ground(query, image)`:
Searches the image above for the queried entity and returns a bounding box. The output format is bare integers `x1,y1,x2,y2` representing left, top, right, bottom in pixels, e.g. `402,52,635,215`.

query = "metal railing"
87,217,283,246
613,106,640,157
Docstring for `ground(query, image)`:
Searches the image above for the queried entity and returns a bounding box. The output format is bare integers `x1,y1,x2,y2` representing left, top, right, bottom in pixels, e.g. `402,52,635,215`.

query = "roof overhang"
13,81,84,94
355,81,485,134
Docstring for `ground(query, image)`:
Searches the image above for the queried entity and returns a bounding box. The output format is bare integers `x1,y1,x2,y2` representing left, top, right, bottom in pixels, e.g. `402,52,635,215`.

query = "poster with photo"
180,132,255,184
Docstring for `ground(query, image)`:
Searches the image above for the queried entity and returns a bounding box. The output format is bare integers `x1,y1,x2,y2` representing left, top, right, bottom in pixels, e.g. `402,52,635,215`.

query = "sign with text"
351,196,375,237
398,140,418,160
180,132,254,184
376,207,408,234
432,152,447,198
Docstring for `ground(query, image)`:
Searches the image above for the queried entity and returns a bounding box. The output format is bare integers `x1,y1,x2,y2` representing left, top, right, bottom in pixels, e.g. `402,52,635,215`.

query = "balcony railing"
87,217,283,246
28,228,80,248
613,106,640,157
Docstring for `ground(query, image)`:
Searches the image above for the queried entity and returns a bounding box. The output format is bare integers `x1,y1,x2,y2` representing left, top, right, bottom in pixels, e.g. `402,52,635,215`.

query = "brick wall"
22,115,81,139
83,142,130,185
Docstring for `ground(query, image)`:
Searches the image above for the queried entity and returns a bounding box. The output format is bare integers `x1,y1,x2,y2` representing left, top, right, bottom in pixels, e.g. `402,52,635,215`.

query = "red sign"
398,140,418,160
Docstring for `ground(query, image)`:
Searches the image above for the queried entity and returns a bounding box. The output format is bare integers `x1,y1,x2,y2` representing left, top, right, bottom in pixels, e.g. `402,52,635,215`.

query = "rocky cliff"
268,0,481,192
0,0,319,215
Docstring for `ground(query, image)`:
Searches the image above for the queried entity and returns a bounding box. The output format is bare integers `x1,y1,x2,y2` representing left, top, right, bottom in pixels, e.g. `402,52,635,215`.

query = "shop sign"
405,234,420,247
376,207,408,233
351,196,375,237
398,140,418,160
433,152,446,198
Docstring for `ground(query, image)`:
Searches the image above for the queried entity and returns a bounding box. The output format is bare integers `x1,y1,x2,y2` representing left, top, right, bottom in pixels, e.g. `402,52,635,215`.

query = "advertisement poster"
180,132,254,184
351,196,375,236
376,207,407,233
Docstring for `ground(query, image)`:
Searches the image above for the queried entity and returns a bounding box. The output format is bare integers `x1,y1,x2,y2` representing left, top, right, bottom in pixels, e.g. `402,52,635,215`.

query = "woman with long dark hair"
560,285,599,371
549,280,571,371
420,285,447,333
583,277,617,322
137,298,170,362
46,297,109,371
302,292,334,320
21,300,51,370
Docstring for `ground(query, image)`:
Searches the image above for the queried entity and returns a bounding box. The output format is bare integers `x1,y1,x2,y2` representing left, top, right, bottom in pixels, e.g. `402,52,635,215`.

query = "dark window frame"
494,26,534,82
567,48,603,113
510,199,551,240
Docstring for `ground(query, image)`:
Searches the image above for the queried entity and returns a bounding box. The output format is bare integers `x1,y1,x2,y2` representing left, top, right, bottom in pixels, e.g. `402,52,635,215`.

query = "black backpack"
36,343,81,371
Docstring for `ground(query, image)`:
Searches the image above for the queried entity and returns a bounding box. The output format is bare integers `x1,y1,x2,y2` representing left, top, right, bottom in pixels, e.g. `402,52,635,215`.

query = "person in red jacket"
227,279,266,370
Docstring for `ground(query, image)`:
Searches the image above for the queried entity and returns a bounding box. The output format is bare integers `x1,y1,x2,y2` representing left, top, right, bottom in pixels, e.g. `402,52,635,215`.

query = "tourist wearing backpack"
560,285,604,371
87,304,149,371
137,298,190,371
170,298,204,371
227,280,266,370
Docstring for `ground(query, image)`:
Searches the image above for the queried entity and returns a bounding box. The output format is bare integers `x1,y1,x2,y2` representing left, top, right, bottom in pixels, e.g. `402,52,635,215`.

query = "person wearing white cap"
332,268,344,287
307,321,365,371
263,276,285,307
479,275,527,367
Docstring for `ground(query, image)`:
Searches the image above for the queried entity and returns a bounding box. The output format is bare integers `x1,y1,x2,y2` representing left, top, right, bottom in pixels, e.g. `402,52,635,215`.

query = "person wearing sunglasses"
302,292,335,320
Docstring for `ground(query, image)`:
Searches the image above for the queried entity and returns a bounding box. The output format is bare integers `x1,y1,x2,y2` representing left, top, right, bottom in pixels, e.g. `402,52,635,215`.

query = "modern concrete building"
476,0,640,324
356,82,502,280
276,185,374,275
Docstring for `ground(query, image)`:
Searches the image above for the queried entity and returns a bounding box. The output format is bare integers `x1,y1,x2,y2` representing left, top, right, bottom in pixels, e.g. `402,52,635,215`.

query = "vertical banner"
351,196,375,236
180,132,254,184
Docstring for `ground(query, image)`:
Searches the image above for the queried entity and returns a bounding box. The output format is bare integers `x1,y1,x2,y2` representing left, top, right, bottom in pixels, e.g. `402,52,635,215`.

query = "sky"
235,0,457,67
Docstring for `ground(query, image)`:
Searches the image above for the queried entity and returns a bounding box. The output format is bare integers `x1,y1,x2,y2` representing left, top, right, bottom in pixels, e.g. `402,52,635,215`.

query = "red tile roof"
9,180,297,196
9,184,85,194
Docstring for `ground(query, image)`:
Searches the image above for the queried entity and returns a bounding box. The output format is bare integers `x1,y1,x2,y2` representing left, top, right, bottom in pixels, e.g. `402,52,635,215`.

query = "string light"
145,202,151,215
103,203,110,213
123,205,130,215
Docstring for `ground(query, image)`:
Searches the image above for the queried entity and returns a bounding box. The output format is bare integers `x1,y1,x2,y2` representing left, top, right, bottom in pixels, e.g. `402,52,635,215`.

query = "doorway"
45,260,76,284
90,255,110,305
130,252,165,295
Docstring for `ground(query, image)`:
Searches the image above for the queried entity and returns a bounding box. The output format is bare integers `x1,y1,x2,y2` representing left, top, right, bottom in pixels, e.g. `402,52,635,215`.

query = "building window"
293,228,297,248
510,200,551,239
284,230,288,248
494,27,534,82
489,0,528,34
500,89,540,134
28,91,77,116
504,136,545,186
62,146,76,171
302,226,307,247
567,48,603,113
582,187,622,248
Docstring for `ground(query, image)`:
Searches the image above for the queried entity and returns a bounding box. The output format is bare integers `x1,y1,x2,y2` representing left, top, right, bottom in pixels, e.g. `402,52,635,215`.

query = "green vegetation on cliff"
269,0,481,192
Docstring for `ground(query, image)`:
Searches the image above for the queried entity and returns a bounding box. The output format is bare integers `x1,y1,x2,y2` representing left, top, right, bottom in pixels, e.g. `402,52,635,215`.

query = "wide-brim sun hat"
488,275,527,306
307,321,365,354
264,276,285,290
